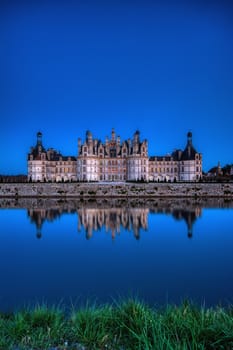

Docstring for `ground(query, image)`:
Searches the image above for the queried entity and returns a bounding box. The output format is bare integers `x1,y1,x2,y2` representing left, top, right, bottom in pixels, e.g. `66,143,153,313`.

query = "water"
0,198,233,311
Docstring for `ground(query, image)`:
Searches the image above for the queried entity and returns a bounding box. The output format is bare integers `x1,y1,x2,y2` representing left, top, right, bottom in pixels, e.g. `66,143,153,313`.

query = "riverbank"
0,182,233,197
1,300,233,350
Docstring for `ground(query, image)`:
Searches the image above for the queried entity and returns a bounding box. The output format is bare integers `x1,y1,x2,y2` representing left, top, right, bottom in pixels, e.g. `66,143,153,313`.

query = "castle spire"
187,131,192,146
111,128,116,141
37,131,42,145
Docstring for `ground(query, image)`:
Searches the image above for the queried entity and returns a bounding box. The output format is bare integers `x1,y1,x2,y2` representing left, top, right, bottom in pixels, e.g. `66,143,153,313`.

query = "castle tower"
179,131,202,181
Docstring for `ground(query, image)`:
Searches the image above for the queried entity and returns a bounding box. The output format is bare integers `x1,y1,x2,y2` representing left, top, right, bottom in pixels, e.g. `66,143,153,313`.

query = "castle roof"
181,144,198,161
180,132,198,161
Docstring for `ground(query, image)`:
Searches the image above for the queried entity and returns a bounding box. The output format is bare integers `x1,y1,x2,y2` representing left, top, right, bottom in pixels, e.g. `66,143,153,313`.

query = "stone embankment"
0,182,233,197
1,197,233,211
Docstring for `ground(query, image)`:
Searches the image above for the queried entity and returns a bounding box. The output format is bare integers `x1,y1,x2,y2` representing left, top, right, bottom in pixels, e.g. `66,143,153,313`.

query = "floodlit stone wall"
0,182,233,197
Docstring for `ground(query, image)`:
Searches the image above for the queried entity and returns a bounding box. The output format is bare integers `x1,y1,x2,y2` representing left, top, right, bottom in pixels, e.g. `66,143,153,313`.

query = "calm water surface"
0,198,233,311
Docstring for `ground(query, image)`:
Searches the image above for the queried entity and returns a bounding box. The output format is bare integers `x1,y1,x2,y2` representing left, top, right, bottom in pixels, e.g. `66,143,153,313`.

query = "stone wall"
0,182,233,197
1,197,233,210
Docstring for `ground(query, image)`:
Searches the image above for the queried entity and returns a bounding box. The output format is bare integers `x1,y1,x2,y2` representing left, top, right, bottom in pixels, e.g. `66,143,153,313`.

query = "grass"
0,299,233,350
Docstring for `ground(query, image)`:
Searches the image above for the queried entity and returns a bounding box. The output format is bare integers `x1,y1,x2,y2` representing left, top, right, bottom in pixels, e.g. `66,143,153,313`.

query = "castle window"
110,148,116,158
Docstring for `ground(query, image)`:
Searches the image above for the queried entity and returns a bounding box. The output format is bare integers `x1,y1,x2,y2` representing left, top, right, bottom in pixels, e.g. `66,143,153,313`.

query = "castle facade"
28,129,202,182
28,132,77,183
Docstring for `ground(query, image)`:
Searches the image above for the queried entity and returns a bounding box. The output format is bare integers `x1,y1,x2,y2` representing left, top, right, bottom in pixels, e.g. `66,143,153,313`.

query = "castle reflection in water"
20,198,206,240
77,207,149,240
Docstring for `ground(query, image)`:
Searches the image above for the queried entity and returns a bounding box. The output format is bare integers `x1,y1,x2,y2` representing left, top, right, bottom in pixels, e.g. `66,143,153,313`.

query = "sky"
1,0,233,174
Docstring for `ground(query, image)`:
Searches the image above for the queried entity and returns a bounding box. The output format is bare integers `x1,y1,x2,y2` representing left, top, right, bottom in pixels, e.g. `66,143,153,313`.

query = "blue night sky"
1,0,233,174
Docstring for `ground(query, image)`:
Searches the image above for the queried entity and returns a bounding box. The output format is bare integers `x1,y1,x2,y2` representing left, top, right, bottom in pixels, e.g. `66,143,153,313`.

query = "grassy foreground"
0,299,233,350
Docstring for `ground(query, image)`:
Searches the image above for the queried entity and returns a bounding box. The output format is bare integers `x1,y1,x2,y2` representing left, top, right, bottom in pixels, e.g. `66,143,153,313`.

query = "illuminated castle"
28,129,202,182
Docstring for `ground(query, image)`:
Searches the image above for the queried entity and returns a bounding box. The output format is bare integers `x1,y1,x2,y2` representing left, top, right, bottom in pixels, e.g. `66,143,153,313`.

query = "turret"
187,131,192,157
187,131,192,146
127,138,131,150
111,128,116,141
133,130,140,153
133,130,140,143
78,138,82,155
36,131,44,154
94,139,98,154
86,130,92,143
37,131,42,145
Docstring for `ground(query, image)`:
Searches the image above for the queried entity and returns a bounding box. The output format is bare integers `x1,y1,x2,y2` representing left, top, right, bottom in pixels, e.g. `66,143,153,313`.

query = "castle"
28,129,202,182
